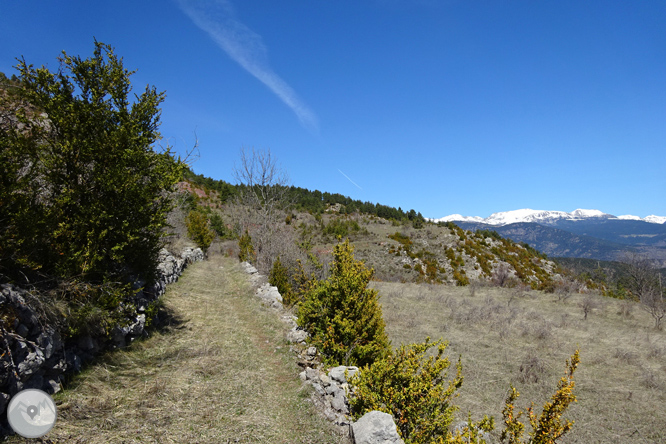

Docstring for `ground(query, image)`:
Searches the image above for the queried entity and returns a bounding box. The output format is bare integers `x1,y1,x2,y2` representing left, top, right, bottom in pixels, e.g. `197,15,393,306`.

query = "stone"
351,410,404,444
287,328,308,344
46,378,61,394
37,330,61,360
128,314,146,335
329,365,359,384
111,325,131,348
77,335,95,351
330,390,348,413
15,323,29,338
240,261,258,274
0,393,9,414
319,373,331,386
306,347,317,359
326,382,341,396
311,383,326,396
304,367,319,381
66,353,82,373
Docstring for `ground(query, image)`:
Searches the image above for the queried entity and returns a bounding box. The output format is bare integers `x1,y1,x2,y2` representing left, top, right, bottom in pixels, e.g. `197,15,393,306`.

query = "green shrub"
1,41,183,283
209,212,231,239
60,281,135,338
269,256,293,304
186,210,215,254
323,218,361,238
238,230,256,263
349,338,467,443
298,239,390,366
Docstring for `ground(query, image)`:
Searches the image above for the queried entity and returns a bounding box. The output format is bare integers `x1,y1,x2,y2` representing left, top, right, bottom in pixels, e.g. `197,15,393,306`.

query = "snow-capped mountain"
434,209,665,226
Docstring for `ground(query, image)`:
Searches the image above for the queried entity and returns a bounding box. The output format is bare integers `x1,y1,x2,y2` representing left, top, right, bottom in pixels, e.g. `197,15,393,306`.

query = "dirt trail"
10,255,348,443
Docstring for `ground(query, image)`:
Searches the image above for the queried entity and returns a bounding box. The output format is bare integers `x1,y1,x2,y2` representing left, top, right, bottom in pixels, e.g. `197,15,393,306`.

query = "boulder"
351,411,404,444
329,365,359,384
287,327,308,344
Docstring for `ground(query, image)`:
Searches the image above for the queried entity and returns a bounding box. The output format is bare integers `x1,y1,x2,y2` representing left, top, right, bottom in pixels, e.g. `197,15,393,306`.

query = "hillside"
177,175,564,291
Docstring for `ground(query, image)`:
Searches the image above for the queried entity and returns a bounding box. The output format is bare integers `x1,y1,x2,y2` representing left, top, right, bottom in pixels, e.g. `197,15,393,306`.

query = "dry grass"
11,255,348,443
372,282,666,443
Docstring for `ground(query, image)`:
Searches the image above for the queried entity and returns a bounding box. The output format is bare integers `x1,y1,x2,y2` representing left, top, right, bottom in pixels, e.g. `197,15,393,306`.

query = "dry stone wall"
240,261,402,444
0,247,203,435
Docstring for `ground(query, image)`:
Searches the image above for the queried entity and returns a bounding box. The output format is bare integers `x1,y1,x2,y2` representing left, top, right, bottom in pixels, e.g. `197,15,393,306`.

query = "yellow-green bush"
349,344,580,444
348,338,469,443
238,230,256,263
186,210,215,254
298,239,390,366
500,350,580,444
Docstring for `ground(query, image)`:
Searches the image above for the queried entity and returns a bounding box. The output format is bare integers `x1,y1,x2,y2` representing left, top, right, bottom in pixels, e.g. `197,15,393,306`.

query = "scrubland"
373,281,666,443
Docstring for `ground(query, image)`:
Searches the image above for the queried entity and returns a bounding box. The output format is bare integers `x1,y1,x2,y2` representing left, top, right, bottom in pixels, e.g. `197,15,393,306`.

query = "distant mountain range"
433,209,666,265
434,209,666,226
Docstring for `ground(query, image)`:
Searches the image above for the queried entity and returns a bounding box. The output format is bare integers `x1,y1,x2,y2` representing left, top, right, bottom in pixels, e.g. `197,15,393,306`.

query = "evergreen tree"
1,41,183,283
298,239,390,366
186,210,215,255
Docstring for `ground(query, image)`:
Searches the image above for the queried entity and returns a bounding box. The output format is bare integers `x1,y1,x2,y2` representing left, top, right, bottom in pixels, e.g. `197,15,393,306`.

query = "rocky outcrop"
0,247,203,435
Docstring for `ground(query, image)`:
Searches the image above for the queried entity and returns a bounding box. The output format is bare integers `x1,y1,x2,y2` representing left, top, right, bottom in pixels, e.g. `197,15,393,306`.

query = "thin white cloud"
178,0,319,132
338,169,363,190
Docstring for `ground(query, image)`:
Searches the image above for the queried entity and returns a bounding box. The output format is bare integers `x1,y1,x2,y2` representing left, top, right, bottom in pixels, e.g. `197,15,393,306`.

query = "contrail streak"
177,0,319,132
338,169,362,190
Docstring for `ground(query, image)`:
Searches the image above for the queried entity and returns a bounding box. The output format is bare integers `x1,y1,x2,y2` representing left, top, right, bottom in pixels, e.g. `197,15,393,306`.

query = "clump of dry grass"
16,255,348,444
371,281,666,443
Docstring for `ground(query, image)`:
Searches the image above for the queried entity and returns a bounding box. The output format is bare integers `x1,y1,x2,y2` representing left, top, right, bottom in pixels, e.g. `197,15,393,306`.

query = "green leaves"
298,239,390,367
349,338,464,444
1,41,183,283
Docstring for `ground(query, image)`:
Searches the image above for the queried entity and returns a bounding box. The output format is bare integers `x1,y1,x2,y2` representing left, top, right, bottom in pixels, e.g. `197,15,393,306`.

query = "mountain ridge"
434,209,666,226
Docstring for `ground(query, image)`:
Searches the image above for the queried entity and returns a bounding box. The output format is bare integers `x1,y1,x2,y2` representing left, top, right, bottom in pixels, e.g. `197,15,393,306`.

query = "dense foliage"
182,167,427,225
238,230,256,263
1,42,183,284
298,239,390,366
186,210,215,254
349,338,468,444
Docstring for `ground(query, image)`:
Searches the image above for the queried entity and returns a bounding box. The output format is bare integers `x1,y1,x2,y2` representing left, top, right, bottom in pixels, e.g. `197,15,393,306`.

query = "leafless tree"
492,263,511,287
230,147,292,272
581,295,598,320
623,252,665,330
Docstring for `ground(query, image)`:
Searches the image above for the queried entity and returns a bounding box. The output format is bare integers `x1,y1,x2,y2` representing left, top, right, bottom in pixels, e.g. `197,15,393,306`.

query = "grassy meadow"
372,281,666,443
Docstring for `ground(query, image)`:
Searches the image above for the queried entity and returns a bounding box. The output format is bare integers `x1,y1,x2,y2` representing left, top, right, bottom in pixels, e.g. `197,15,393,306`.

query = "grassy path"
11,255,348,443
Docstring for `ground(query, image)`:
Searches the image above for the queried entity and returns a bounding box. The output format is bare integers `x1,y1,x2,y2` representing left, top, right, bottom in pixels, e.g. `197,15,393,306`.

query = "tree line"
183,167,426,225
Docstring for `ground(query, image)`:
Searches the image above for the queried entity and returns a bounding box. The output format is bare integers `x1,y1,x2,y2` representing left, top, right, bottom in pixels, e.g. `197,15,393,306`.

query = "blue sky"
2,0,664,218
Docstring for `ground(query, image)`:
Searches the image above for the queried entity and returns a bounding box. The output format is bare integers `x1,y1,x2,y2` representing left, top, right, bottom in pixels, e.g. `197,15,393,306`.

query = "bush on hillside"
500,350,580,444
238,230,256,263
298,239,390,366
268,256,293,304
186,210,215,255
